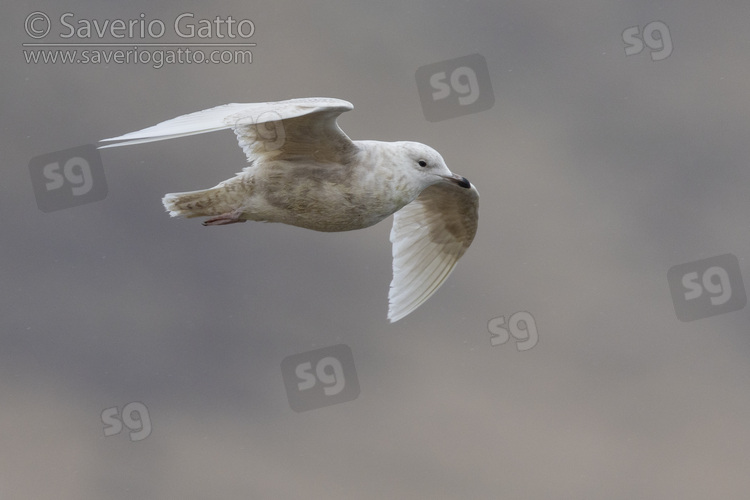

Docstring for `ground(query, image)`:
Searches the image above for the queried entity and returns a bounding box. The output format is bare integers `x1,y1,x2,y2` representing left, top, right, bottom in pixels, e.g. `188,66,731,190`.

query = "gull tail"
162,185,238,219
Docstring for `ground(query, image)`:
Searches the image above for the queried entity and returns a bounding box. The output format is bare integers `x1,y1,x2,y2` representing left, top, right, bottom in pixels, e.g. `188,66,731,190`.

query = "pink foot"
202,211,246,226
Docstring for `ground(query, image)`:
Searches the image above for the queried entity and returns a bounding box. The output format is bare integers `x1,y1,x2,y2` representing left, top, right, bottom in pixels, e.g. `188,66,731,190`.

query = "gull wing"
388,180,479,322
99,97,358,163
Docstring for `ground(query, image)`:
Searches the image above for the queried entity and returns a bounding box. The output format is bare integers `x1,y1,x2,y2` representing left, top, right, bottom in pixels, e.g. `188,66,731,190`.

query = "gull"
100,97,479,322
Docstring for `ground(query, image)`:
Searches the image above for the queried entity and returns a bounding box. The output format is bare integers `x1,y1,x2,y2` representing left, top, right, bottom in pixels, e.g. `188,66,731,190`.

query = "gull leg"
202,210,246,226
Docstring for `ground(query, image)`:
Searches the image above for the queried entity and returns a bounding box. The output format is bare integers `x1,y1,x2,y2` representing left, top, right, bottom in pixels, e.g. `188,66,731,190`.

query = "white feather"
99,97,353,150
388,182,479,322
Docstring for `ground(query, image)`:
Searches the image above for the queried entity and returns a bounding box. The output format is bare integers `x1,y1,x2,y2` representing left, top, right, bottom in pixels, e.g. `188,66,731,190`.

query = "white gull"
100,97,479,322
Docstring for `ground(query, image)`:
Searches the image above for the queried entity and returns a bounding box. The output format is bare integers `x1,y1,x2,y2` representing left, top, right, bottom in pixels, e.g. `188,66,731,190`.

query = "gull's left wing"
388,180,479,322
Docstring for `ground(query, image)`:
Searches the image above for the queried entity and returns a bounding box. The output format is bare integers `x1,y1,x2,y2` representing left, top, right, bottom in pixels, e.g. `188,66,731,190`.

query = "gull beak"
442,173,472,189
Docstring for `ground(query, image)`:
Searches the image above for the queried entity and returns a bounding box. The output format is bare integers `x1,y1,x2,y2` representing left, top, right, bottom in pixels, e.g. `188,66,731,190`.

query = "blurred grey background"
3,0,750,498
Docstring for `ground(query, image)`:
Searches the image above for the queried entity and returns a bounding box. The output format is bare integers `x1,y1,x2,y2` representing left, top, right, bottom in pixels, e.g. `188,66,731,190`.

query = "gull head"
394,141,472,192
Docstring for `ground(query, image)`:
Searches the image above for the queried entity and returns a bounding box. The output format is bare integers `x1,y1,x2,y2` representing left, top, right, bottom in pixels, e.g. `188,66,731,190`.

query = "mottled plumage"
100,98,479,321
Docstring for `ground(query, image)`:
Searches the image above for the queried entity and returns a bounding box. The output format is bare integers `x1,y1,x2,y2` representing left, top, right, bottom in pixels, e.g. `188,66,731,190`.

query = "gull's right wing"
100,97,358,163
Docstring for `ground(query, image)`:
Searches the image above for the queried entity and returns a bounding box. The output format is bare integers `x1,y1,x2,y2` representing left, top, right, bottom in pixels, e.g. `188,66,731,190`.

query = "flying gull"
100,97,479,322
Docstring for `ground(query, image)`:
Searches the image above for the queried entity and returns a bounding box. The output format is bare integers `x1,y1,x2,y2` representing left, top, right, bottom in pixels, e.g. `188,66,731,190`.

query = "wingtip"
386,303,412,323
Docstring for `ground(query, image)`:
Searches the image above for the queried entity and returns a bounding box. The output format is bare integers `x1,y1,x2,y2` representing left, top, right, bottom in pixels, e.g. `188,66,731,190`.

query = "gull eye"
418,160,428,167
